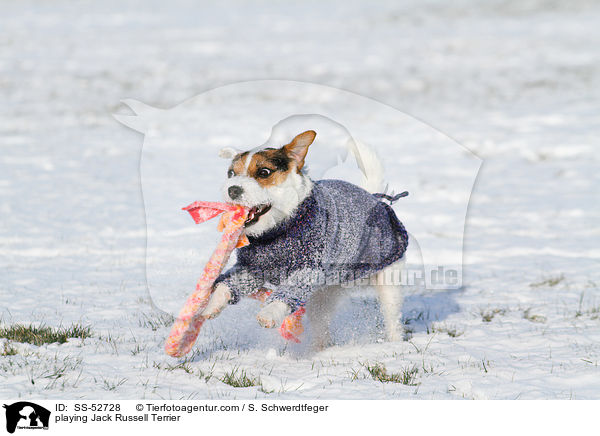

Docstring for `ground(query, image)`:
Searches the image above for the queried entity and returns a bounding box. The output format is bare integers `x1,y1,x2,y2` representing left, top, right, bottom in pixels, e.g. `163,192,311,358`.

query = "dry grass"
480,308,506,322
1,341,18,356
523,308,547,323
219,367,259,388
0,323,92,346
362,362,420,386
530,274,565,288
429,324,464,337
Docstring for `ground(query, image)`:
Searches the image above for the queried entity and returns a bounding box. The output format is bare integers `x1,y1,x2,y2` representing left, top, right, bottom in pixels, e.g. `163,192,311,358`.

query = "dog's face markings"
228,152,249,178
246,149,293,187
227,130,316,181
227,150,292,187
221,130,316,236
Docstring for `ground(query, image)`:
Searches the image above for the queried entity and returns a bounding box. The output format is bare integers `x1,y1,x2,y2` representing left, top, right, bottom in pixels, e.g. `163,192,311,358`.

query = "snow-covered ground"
1,0,599,400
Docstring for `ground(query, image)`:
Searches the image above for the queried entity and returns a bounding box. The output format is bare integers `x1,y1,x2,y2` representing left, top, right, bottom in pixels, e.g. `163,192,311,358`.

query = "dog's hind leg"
306,285,343,351
374,258,405,342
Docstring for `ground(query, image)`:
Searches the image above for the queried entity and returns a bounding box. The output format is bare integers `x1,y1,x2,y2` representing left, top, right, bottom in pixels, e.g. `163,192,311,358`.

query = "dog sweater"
215,179,408,311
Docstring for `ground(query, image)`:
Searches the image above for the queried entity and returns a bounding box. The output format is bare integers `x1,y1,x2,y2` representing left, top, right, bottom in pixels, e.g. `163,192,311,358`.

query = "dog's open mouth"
245,204,271,226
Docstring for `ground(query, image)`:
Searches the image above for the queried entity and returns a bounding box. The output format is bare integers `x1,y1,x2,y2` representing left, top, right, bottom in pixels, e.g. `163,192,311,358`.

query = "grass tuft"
429,324,464,337
530,274,565,288
165,362,193,374
575,304,600,320
219,367,259,388
0,323,92,346
1,341,18,356
523,308,547,323
101,376,127,391
363,362,419,386
480,308,506,322
138,312,174,331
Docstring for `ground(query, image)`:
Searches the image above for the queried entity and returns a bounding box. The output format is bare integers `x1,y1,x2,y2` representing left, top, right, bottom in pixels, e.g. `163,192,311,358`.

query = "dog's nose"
228,185,243,200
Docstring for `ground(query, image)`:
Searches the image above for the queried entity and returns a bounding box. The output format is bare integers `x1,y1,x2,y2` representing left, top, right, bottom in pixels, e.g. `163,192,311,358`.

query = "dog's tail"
347,138,385,193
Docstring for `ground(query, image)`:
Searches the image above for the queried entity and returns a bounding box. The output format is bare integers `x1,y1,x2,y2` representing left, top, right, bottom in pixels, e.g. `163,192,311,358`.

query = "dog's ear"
283,130,316,171
218,147,239,159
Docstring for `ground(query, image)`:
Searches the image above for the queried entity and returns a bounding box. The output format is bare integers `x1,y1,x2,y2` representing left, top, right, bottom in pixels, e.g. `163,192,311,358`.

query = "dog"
201,130,408,349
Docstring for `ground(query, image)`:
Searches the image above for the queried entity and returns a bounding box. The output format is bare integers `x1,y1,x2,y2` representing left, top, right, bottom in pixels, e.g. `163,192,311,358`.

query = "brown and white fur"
201,130,405,348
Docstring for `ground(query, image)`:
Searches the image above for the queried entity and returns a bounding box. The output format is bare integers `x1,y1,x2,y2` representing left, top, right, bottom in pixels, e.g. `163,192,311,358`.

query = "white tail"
347,138,385,193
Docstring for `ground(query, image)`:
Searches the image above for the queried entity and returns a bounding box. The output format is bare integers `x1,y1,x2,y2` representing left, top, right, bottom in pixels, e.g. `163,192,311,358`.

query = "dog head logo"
115,80,481,314
3,402,50,433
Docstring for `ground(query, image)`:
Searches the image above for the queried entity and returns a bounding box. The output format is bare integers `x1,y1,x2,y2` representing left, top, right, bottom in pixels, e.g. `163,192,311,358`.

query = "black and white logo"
3,402,50,434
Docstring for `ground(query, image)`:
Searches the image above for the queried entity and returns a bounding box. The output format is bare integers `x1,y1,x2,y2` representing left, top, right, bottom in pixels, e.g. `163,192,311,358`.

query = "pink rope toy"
165,201,304,358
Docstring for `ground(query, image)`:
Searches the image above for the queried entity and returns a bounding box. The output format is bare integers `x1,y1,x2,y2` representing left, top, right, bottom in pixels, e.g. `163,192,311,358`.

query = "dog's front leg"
256,300,291,328
201,283,232,319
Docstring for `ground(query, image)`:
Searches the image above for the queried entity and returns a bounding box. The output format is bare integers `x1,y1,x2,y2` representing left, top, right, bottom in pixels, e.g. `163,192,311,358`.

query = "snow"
1,0,599,400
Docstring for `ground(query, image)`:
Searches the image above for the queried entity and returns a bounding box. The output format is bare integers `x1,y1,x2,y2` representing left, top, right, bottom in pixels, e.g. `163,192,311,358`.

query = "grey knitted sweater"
215,179,408,311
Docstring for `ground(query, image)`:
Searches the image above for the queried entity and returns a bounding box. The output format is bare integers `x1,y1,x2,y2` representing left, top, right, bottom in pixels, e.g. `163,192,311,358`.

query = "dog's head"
220,130,316,237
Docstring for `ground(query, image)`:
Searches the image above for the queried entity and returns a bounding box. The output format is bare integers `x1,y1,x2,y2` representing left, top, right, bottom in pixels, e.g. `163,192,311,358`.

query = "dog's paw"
201,284,231,319
256,301,291,328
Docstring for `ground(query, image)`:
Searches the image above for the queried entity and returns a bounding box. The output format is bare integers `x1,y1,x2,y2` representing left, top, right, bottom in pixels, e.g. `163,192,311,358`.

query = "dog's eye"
227,169,235,178
256,168,273,178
